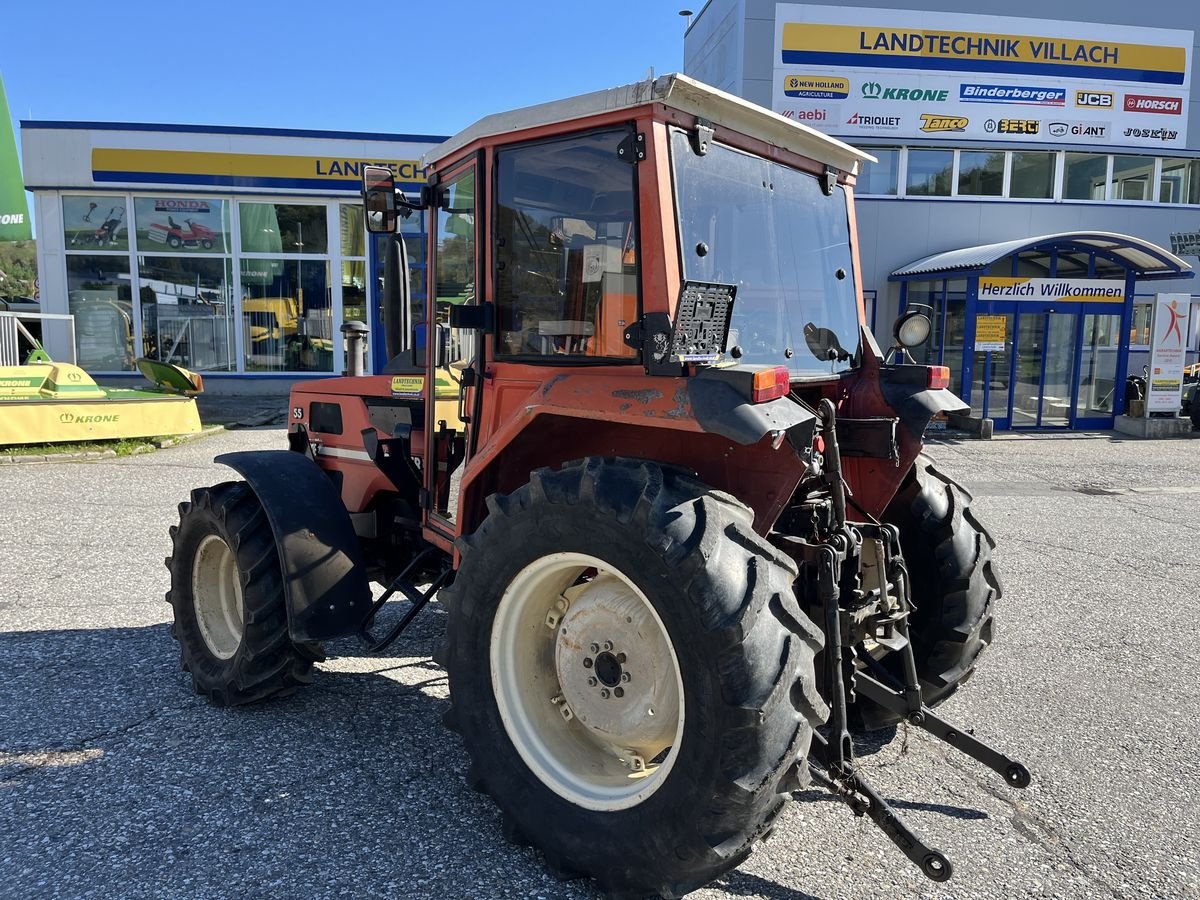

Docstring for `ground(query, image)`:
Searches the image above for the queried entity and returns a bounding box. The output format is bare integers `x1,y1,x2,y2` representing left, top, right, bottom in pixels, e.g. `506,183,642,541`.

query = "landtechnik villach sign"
772,5,1192,149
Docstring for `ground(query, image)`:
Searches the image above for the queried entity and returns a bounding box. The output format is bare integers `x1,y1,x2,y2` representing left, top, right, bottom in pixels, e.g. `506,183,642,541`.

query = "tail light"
927,366,950,390
751,366,791,403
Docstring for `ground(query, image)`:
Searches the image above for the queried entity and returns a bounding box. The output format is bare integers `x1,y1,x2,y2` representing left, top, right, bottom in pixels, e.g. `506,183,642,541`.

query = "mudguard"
215,450,372,642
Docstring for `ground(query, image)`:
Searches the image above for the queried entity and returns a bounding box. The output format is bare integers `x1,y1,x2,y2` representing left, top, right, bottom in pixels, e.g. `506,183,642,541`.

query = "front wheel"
862,455,1000,729
440,458,826,898
166,481,322,706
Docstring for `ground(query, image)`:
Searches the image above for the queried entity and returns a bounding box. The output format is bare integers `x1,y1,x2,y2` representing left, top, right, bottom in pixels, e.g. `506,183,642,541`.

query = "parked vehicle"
163,75,1022,897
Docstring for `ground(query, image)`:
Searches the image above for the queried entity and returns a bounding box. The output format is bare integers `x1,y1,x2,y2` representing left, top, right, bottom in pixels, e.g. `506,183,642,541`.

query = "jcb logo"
1075,91,1114,108
998,119,1040,135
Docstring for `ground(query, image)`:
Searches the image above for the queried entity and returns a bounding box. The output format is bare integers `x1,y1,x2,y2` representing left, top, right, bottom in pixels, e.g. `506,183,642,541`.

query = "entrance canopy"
891,231,1194,282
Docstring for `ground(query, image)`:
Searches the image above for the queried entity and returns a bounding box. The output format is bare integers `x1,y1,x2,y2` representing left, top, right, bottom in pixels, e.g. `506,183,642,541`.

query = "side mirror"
363,166,398,233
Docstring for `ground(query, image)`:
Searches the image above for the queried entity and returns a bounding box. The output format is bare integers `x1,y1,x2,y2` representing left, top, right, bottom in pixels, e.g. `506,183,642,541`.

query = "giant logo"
919,114,968,133
861,82,949,102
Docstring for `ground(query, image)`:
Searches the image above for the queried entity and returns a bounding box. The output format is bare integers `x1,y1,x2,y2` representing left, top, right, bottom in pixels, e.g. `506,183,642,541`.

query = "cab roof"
425,73,873,175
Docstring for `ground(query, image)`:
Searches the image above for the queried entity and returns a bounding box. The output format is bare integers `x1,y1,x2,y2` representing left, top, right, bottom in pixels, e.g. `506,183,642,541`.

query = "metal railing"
0,312,77,367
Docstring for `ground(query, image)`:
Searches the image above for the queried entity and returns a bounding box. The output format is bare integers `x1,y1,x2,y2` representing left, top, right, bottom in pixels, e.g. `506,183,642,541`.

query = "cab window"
494,129,639,361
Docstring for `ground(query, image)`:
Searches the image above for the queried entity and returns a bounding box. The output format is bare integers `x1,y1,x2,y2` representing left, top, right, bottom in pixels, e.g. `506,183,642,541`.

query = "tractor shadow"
0,613,972,899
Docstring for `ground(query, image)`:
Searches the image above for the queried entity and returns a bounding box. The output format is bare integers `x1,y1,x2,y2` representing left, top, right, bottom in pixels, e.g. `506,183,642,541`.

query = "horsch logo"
1124,95,1182,115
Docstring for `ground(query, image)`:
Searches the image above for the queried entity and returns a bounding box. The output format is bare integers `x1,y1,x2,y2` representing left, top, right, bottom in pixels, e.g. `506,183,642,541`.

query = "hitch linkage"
790,401,1030,882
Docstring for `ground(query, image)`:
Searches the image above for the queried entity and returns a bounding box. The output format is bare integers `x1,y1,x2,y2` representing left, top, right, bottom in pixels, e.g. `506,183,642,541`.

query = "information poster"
1146,292,1189,413
975,314,1007,352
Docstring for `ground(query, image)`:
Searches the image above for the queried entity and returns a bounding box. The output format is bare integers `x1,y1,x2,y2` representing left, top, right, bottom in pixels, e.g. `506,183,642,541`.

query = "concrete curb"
0,425,226,464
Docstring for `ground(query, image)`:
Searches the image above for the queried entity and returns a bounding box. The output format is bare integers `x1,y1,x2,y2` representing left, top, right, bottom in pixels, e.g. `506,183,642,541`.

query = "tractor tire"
166,481,323,706
439,457,827,899
866,454,1000,726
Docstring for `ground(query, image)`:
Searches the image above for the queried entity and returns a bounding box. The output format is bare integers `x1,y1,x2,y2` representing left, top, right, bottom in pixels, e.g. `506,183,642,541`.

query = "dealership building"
686,0,1199,429
19,122,444,389
16,0,1200,430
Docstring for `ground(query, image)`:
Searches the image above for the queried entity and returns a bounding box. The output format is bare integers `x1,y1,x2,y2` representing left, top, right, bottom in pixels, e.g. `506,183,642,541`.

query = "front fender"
215,450,372,642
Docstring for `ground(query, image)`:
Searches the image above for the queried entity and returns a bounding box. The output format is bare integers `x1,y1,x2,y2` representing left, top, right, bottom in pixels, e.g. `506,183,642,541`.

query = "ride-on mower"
166,75,1022,897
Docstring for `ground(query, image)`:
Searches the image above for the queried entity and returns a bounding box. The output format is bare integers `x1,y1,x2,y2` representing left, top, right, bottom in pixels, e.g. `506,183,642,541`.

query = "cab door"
424,160,479,538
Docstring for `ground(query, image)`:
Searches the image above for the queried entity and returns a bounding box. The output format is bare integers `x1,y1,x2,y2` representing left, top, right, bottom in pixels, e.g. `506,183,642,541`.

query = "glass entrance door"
1009,310,1078,429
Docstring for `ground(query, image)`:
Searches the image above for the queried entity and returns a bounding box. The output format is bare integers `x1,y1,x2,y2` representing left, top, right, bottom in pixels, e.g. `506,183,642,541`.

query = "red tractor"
166,75,1023,897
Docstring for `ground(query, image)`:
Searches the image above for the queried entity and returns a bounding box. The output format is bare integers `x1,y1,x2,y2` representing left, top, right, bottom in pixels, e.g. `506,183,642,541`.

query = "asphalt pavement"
1,427,1198,899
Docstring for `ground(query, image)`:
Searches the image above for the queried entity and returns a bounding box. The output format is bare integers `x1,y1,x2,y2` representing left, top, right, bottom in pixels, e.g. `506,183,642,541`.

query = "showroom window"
134,198,235,371
1009,152,1056,199
238,202,333,372
906,150,954,196
1159,158,1200,204
340,204,368,367
1063,153,1109,200
857,148,899,196
1110,156,1153,201
957,151,1004,197
61,196,134,370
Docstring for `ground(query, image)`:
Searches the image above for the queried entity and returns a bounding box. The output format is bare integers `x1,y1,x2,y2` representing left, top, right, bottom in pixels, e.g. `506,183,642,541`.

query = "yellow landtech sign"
92,149,424,190
390,375,424,398
780,22,1187,83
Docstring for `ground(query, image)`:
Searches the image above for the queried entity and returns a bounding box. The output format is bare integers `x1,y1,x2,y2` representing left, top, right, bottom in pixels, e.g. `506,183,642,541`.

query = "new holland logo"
59,412,120,424
919,114,968,133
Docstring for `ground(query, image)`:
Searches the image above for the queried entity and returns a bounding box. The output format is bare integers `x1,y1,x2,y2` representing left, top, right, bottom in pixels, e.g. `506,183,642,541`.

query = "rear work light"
752,366,791,403
927,366,951,390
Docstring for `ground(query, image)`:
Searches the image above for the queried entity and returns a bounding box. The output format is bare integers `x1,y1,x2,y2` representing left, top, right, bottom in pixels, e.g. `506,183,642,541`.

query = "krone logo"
60,413,74,424
861,81,882,99
919,114,968,133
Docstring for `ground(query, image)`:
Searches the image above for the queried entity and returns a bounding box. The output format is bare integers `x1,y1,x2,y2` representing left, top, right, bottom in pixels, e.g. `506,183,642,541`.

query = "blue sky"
3,0,690,137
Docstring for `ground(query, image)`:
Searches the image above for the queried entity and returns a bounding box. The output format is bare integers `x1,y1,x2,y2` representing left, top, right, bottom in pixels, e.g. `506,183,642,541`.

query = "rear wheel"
440,458,826,898
166,481,322,706
865,455,1000,727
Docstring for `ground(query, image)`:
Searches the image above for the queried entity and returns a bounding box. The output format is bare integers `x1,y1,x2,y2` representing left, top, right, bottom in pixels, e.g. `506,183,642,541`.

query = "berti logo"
998,119,1040,135
861,81,949,102
919,114,968,133
59,412,120,424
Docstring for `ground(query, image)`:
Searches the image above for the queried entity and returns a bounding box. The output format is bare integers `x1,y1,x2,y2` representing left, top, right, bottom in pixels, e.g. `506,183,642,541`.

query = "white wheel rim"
490,552,685,811
192,534,244,660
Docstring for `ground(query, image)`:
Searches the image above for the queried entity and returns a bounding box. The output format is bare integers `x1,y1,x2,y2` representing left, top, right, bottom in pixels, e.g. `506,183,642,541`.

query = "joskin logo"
861,81,949,102
59,412,120,424
960,84,1065,106
920,114,968,133
783,75,850,100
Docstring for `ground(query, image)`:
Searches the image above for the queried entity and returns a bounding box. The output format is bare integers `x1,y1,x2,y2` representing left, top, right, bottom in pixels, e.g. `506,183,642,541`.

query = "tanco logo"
861,82,949,102
59,412,120,424
919,114,968,133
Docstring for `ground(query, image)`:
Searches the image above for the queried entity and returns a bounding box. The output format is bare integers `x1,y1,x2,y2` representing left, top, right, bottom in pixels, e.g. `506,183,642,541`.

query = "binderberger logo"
920,114,968,133
59,412,120,424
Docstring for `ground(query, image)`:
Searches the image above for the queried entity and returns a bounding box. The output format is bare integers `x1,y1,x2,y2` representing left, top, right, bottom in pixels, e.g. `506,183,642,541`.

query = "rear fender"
215,450,372,642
